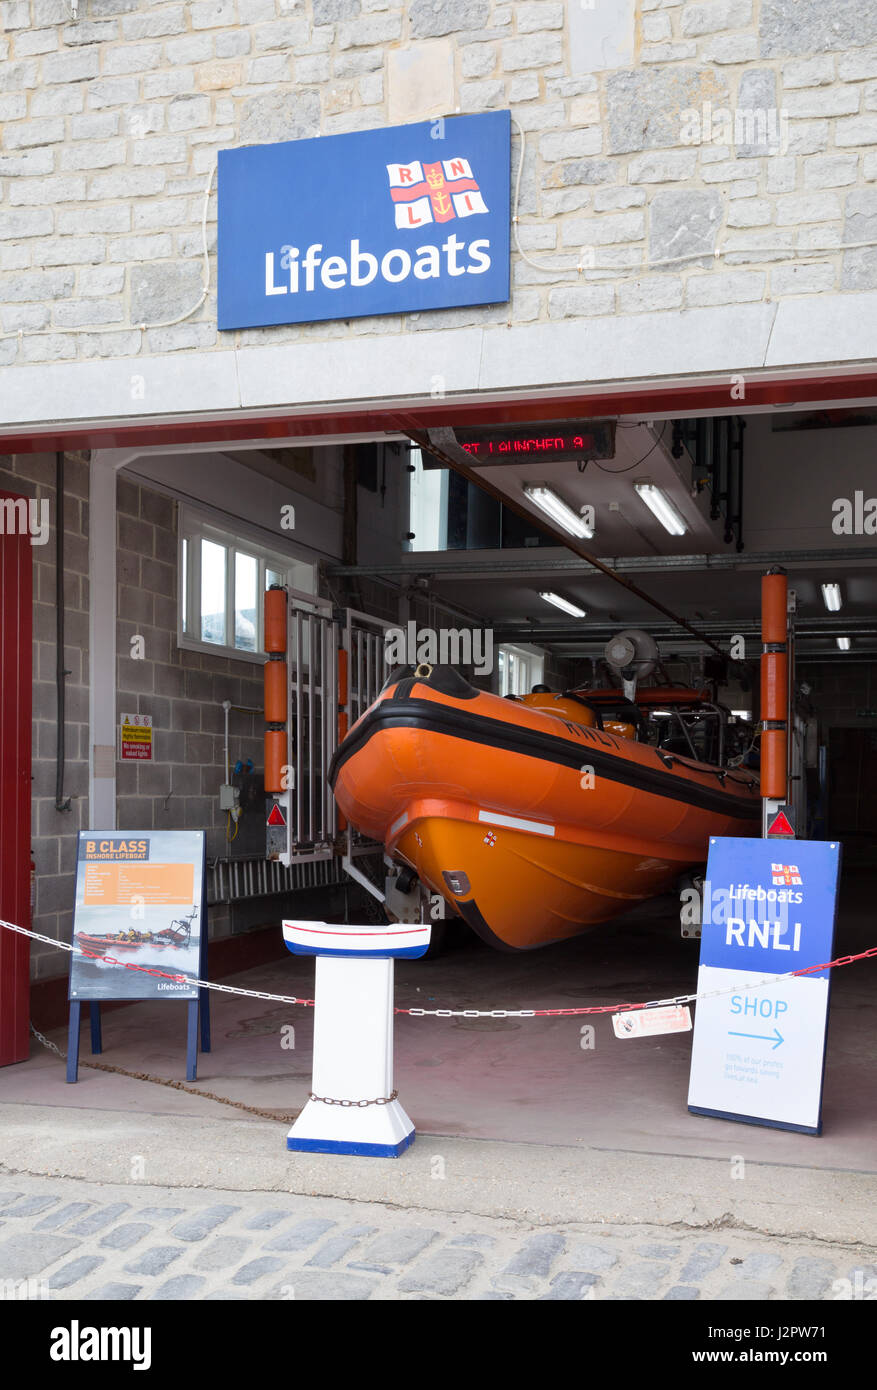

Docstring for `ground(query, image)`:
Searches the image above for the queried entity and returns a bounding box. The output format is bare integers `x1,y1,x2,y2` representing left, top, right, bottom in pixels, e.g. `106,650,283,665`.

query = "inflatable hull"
330,668,761,951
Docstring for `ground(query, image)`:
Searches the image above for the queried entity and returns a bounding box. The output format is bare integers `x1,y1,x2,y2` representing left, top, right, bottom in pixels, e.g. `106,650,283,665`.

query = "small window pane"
200,538,226,645
234,551,258,652
181,538,188,634
266,567,285,590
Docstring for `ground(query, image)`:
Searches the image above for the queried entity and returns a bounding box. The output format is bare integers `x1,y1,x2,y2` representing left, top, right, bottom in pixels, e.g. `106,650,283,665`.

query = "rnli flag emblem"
387,156,489,229
771,862,802,885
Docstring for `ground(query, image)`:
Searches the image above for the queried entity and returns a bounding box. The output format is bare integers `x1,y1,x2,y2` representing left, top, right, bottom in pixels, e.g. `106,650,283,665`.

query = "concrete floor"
6,867,876,1177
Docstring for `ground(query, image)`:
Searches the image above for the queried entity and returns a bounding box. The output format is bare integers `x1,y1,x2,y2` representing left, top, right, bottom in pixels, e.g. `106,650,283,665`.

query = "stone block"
681,0,752,37
804,154,859,188
387,41,454,123
628,150,698,182
42,48,100,84
774,191,841,224
409,0,489,40
770,263,835,294
618,275,683,312
502,33,563,71
649,189,722,268
736,69,783,157
761,0,877,58
0,1233,79,1278
548,285,616,318
240,91,321,144
606,68,730,154
836,116,877,146
685,270,765,305
569,0,636,75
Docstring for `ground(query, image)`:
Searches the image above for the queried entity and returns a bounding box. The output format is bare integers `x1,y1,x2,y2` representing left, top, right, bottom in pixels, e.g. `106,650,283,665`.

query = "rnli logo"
771,863,802,886
387,157,489,229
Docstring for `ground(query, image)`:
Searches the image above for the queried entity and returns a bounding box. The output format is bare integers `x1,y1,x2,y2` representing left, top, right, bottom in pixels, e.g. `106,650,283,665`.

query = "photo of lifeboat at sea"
76,907,199,957
70,903,202,1001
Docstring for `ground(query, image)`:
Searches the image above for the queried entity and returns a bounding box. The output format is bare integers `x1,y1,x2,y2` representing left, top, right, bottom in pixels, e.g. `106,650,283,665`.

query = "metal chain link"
0,919,313,1009
309,1089,399,1108
29,1022,66,1060
3,918,876,1025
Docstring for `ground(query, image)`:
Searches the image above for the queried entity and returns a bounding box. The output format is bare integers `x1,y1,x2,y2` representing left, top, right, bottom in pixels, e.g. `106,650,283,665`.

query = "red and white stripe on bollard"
282,920,430,1158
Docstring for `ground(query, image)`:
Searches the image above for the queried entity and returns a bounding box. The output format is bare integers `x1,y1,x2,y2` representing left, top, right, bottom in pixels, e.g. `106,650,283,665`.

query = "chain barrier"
0,919,313,1009
27,1022,300,1123
308,1089,399,1108
3,918,876,1025
396,947,877,1018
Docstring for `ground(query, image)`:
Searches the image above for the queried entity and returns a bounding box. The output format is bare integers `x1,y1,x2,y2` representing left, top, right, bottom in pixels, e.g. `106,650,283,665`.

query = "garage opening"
2,388,876,1171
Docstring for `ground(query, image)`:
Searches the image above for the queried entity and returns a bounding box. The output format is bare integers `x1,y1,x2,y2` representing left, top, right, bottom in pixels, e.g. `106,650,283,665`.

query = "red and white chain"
0,919,313,1008
2,917,874,1021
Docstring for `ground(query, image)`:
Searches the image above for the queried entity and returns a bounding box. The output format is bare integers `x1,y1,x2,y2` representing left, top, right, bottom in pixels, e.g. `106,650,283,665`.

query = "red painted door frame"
2,368,876,455
0,493,32,1066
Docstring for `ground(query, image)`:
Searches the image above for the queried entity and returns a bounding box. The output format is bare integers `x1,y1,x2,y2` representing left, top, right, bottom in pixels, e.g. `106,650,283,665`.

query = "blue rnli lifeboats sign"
687,837,840,1134
217,111,511,330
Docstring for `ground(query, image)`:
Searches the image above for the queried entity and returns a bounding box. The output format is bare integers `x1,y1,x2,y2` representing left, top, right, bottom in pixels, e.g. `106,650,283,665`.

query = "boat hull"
330,669,761,951
75,935,184,954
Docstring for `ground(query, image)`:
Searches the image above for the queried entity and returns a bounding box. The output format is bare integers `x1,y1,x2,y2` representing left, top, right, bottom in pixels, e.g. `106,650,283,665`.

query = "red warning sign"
267,802,286,827
767,809,795,839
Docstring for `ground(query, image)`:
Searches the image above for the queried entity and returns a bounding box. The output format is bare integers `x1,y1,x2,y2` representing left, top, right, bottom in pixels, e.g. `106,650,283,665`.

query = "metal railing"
208,853,346,905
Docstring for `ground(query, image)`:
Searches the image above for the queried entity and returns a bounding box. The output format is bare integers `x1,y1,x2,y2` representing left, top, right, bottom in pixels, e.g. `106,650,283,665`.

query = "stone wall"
0,0,876,367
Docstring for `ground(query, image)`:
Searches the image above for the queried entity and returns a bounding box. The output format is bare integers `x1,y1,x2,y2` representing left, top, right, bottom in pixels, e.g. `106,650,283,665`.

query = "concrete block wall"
0,0,876,366
0,449,90,981
0,454,295,982
115,471,266,927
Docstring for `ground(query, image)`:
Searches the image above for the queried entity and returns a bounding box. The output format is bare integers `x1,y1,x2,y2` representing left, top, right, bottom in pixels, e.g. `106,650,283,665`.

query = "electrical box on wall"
225,770,267,858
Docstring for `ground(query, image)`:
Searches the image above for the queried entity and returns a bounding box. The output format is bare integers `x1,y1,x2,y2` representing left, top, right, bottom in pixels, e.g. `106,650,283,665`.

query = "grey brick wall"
115,471,265,862
2,452,316,982
0,0,876,368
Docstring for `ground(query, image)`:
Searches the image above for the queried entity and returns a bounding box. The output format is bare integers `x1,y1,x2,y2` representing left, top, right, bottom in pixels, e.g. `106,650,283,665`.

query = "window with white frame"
498,644,545,697
178,509,316,661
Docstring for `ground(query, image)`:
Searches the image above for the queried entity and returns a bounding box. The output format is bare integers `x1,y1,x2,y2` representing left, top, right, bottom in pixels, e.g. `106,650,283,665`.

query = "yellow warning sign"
120,712,153,762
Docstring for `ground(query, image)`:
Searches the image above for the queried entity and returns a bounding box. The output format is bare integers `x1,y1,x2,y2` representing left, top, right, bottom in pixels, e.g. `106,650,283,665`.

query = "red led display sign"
453,420,616,465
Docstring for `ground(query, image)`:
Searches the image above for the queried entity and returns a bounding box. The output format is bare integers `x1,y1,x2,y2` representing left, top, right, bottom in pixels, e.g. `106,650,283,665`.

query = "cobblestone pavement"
0,1174,874,1301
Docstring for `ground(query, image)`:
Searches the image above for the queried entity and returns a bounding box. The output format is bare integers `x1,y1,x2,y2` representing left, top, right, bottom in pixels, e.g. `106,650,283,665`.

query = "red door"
0,492,32,1065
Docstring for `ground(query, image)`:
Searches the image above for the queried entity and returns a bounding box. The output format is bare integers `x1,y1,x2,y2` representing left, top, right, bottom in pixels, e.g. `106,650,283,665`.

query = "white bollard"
282,919,431,1157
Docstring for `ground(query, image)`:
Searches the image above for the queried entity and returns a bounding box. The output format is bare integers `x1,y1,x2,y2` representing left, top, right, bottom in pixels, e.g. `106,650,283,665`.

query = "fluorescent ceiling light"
837,636,851,651
821,582,842,612
524,485,594,539
539,591,586,618
634,482,688,537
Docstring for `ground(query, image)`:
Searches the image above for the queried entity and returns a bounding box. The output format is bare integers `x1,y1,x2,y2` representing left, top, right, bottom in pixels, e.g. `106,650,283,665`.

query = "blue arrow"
729,1028,784,1050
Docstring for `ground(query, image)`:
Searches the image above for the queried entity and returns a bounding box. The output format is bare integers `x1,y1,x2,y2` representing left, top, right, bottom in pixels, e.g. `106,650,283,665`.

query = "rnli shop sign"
687,838,840,1134
217,111,511,329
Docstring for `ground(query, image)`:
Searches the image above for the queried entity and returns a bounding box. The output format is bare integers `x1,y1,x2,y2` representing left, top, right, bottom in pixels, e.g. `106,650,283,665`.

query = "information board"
69,831,206,1002
687,837,840,1134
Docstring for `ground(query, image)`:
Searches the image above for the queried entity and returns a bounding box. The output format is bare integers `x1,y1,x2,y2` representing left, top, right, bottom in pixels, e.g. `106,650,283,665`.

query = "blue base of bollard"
286,1131,415,1158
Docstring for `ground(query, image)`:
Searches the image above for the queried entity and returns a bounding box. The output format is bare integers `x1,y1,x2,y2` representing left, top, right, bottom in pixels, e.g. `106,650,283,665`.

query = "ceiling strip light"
524,485,594,539
634,482,688,537
539,591,586,618
821,583,842,612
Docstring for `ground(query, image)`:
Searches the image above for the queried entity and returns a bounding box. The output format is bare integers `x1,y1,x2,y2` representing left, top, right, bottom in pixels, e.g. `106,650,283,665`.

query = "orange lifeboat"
329,666,760,951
